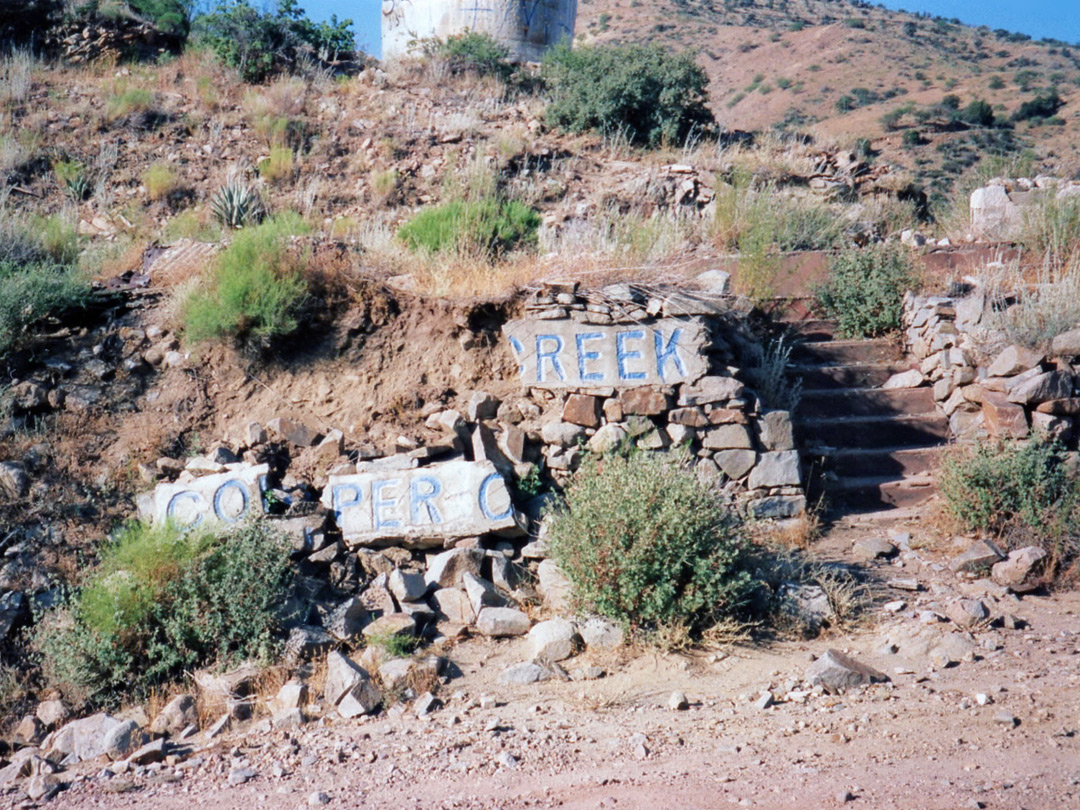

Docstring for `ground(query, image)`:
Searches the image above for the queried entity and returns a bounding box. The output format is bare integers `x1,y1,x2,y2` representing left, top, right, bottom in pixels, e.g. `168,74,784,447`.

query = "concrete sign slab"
503,318,709,389
150,464,270,530
321,459,521,547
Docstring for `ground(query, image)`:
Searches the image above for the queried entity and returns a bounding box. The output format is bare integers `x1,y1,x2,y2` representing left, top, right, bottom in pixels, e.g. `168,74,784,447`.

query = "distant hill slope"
575,0,1080,201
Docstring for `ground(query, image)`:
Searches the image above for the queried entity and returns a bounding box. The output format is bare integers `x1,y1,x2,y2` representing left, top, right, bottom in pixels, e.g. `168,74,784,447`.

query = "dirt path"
20,515,1080,810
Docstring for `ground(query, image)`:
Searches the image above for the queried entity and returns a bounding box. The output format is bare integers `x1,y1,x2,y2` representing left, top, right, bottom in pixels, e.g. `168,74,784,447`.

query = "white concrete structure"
381,0,577,63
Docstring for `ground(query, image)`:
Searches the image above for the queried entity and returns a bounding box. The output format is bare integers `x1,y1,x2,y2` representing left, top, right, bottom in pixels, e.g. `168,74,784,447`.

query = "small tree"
541,42,716,148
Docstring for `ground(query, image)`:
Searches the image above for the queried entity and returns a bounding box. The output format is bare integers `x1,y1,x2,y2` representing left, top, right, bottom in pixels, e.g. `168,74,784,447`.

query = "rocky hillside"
577,0,1080,199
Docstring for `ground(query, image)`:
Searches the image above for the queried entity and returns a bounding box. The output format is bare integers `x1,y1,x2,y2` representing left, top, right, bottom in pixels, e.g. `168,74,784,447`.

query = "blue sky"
292,0,1080,57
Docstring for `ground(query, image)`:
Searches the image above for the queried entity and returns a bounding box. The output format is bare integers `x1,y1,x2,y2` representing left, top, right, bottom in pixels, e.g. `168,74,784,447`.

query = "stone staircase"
788,320,949,514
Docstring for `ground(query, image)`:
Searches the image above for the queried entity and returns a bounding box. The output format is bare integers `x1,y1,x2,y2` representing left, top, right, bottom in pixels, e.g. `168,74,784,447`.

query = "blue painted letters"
616,330,646,381
575,332,604,382
654,327,686,380
536,334,567,382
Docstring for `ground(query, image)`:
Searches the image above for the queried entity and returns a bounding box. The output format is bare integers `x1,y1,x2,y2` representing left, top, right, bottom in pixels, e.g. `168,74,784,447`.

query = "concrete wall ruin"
381,0,577,63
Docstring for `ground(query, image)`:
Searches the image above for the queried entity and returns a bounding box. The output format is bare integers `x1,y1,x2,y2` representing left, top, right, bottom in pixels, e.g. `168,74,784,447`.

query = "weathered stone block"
562,394,601,427
1007,370,1072,405
620,388,671,416
714,449,757,480
758,410,794,451
748,450,801,490
678,376,745,407
701,424,753,450
982,392,1028,439
668,406,708,427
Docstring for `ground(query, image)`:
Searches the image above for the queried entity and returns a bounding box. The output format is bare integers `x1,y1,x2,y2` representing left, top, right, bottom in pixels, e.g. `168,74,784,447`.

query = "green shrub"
257,146,294,183
1012,88,1064,122
541,42,716,148
143,161,178,200
813,246,916,338
35,520,292,705
193,0,354,83
126,0,191,34
183,212,309,346
547,450,753,635
398,198,540,256
428,31,511,79
939,439,1072,537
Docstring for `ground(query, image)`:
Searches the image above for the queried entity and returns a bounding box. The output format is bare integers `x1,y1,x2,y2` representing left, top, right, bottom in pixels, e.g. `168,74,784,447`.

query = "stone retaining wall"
901,289,1080,446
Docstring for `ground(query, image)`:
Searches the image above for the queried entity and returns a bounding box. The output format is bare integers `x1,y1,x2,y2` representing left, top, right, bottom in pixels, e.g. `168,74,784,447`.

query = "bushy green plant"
547,450,753,635
428,31,511,79
126,0,191,34
397,197,540,256
183,212,309,346
35,520,292,706
193,0,354,83
541,42,716,148
1012,88,1063,122
939,439,1072,537
813,246,916,338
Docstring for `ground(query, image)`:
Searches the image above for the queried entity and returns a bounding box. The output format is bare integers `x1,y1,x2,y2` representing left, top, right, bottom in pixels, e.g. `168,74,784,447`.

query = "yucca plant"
210,180,265,229
54,160,91,202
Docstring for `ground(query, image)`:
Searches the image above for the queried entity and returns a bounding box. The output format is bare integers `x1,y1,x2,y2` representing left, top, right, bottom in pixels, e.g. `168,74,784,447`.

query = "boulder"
150,694,196,737
499,662,552,685
747,495,806,519
1051,329,1080,358
578,617,624,649
476,607,532,637
537,559,573,612
620,388,670,416
991,546,1048,592
48,713,126,763
540,422,586,448
320,597,370,641
431,588,476,624
270,681,307,715
102,719,139,761
945,598,990,628
561,394,601,427
987,345,1044,378
804,649,888,693
758,411,795,451
12,716,45,747
588,424,627,454
982,392,1028,439
388,569,427,603
747,450,801,489
949,539,1005,573
36,699,69,729
527,618,580,662
266,417,318,447
852,538,898,562
776,583,834,637
462,572,506,615
678,376,745,406
425,548,484,590
323,651,376,708
1007,371,1072,405
701,424,753,450
466,391,500,422
714,449,757,480
882,369,925,390
361,613,416,640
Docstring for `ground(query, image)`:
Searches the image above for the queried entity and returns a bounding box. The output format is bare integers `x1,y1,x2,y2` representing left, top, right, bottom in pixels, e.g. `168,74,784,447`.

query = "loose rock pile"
969,176,1080,241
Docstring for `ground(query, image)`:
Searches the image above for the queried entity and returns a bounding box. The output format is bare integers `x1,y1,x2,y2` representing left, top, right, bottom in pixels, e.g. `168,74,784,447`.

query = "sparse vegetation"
143,161,179,201
258,146,295,184
35,520,293,706
183,212,309,346
397,198,540,257
814,246,916,337
541,42,716,148
424,31,512,80
547,449,754,637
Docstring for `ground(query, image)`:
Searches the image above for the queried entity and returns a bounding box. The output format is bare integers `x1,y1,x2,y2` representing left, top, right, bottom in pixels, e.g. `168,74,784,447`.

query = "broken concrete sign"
149,464,270,530
321,460,521,547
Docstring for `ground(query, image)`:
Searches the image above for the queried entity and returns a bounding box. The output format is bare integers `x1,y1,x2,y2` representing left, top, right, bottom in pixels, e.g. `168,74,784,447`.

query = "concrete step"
791,339,903,366
826,475,939,511
797,413,949,449
791,362,910,390
810,446,944,478
798,387,938,419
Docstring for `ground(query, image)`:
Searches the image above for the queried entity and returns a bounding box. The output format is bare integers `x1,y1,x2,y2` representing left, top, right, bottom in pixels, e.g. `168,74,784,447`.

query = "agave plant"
210,180,265,229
